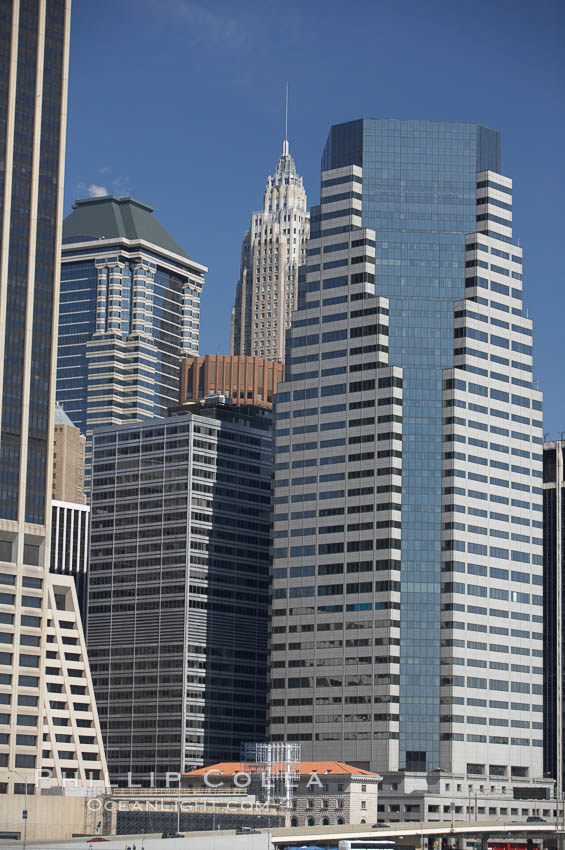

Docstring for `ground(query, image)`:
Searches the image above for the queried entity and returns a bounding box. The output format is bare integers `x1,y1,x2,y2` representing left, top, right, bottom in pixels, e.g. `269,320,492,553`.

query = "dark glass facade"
543,441,564,791
321,120,500,772
50,501,90,625
0,0,38,520
0,0,67,525
57,255,193,432
57,198,206,459
26,0,65,524
87,404,271,785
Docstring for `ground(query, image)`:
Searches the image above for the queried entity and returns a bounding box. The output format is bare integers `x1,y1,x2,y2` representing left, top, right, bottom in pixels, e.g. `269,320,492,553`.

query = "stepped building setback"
230,137,309,362
268,119,547,820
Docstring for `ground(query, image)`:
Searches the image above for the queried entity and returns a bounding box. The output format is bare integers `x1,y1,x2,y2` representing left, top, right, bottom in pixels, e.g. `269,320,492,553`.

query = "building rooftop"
183,760,379,777
62,195,190,260
54,401,77,428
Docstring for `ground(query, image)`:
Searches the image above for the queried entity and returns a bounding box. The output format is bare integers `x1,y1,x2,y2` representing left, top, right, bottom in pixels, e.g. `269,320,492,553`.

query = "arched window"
307,817,315,826
290,817,298,827
322,817,330,825
337,817,345,825
360,818,367,824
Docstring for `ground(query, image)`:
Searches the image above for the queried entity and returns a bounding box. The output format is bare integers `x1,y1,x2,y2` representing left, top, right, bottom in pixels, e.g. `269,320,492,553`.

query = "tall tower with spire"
230,121,309,362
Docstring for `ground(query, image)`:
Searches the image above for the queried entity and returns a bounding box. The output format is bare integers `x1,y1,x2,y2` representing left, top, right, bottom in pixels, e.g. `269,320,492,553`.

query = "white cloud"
164,0,244,48
88,184,109,198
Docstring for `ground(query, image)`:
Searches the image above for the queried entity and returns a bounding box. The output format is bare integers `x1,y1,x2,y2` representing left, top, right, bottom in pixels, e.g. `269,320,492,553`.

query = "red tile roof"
183,760,379,777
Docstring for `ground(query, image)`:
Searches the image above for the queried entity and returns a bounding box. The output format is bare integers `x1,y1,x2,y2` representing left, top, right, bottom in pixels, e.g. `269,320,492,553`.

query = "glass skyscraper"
57,195,207,436
87,401,272,785
269,120,545,817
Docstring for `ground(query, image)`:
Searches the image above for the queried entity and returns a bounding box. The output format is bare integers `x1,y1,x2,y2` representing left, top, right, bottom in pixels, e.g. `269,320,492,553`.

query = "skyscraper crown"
263,138,306,213
271,139,301,187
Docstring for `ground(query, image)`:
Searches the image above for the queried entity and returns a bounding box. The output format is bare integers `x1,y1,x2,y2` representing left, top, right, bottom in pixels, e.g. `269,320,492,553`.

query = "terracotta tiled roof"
183,760,379,777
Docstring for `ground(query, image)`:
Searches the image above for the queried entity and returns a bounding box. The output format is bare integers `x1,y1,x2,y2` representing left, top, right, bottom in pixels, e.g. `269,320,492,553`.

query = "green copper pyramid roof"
63,195,189,259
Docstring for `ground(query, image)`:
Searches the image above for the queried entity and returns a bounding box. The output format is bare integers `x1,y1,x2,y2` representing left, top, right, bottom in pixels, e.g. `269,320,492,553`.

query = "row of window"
442,674,542,693
272,637,398,651
443,601,541,625
443,562,542,582
442,582,542,605
445,427,541,446
465,276,521,299
276,539,401,560
272,674,399,689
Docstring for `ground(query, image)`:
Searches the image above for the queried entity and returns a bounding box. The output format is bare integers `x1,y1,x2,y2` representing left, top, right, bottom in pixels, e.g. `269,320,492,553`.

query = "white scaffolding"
241,741,301,809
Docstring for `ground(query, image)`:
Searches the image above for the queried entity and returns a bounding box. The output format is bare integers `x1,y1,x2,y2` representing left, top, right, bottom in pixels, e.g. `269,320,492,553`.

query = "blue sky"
65,0,564,435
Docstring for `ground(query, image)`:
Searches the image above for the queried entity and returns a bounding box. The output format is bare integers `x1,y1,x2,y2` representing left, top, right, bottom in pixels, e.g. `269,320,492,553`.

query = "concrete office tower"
230,137,309,362
543,440,564,797
87,400,272,785
57,195,207,434
0,0,108,832
269,120,545,815
180,354,284,408
53,402,86,504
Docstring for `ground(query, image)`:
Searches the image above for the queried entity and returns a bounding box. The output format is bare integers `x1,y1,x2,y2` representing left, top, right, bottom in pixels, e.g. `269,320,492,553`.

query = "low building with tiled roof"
183,760,381,827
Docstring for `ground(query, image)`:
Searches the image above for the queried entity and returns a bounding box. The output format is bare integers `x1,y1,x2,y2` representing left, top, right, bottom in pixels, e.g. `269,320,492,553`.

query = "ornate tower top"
263,84,306,212
263,139,306,213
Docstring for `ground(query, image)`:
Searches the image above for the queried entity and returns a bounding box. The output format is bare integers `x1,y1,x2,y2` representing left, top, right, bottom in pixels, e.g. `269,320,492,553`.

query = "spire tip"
284,82,288,148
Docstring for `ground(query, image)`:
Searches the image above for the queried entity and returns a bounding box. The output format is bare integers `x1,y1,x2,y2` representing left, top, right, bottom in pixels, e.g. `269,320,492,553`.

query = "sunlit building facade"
268,120,545,814
230,138,309,362
0,0,107,826
57,195,207,435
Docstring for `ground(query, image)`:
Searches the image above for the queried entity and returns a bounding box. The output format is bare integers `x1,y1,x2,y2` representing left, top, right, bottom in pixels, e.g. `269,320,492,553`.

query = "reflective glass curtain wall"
57,194,207,458
322,120,500,772
0,0,67,524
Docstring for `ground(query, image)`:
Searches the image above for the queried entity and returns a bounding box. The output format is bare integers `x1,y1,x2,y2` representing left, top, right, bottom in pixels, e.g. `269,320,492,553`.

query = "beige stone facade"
183,760,380,828
0,790,106,841
289,767,380,828
52,403,86,504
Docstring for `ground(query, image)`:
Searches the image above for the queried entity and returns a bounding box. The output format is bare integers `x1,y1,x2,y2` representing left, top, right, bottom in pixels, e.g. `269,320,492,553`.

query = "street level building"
268,120,545,808
0,0,108,836
230,137,309,362
53,402,86,504
87,400,272,785
377,771,558,823
57,195,207,435
543,439,564,797
180,354,284,409
183,760,381,828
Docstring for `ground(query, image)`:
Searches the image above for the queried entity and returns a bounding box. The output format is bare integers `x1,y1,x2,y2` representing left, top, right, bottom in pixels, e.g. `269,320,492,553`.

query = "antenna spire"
283,82,289,156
